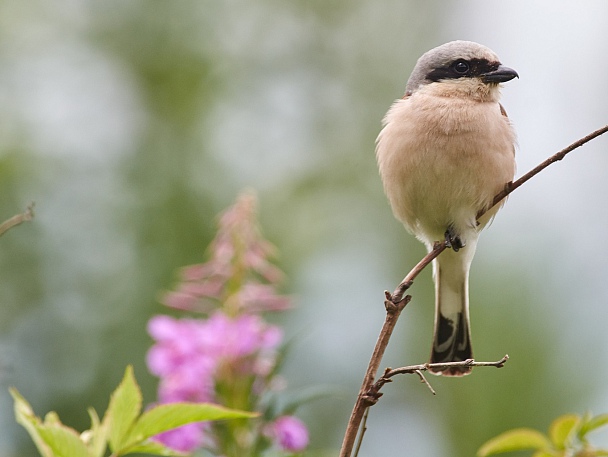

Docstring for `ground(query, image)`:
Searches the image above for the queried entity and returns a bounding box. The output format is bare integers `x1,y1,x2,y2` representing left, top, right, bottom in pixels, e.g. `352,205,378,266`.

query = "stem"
0,203,34,237
485,124,608,214
339,294,410,457
353,407,370,457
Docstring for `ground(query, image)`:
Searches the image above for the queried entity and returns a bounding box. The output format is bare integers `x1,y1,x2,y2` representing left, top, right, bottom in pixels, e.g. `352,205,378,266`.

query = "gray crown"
405,41,500,95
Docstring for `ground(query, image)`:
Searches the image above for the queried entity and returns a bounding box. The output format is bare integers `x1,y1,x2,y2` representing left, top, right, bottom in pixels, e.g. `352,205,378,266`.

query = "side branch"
339,294,411,457
392,240,447,303
371,355,509,397
0,203,35,238
485,124,608,216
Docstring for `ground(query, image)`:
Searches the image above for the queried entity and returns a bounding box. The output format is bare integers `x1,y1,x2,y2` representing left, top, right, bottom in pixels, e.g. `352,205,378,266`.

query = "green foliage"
477,428,551,457
478,413,608,457
11,366,257,457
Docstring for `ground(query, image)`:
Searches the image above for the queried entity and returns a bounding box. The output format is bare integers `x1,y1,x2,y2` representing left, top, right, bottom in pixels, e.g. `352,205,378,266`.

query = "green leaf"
36,424,89,457
549,414,581,449
580,414,608,438
121,402,257,451
11,388,89,457
44,412,62,427
10,388,54,457
103,365,143,452
81,408,108,457
531,451,557,457
123,440,188,456
478,428,552,457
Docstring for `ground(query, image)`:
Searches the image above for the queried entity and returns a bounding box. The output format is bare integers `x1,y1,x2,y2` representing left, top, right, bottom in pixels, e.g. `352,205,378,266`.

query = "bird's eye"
452,60,470,74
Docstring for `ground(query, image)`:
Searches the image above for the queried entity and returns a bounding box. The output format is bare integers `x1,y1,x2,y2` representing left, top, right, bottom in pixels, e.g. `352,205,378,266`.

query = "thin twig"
378,355,509,391
0,203,35,238
353,407,370,457
365,356,509,403
340,294,411,457
486,124,608,213
339,126,608,457
415,370,436,395
392,240,447,303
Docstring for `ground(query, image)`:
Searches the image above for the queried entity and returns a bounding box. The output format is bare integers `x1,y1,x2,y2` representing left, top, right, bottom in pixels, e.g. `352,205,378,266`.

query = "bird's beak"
481,65,519,83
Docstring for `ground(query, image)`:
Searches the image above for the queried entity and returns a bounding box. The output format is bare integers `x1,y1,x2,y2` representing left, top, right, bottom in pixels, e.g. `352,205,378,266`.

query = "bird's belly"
383,130,514,242
376,95,516,243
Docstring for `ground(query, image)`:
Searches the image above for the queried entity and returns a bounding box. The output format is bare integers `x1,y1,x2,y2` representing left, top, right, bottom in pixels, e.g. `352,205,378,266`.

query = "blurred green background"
2,1,608,456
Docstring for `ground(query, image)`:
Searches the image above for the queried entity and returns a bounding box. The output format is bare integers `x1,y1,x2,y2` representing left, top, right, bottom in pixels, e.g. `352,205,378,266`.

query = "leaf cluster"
12,366,257,457
478,413,608,457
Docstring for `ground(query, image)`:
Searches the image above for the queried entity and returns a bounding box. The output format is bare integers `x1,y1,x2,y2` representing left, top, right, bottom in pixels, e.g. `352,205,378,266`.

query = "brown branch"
370,355,509,398
340,294,410,457
347,356,509,457
339,125,608,457
392,240,447,303
487,124,608,212
353,407,370,457
0,203,35,238
414,369,436,395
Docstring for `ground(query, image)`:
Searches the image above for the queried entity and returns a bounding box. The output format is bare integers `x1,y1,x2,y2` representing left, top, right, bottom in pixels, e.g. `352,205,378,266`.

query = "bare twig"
391,240,447,303
353,407,370,457
0,203,35,238
350,356,508,457
414,370,436,395
360,355,509,409
340,294,411,457
486,124,608,212
339,125,608,457
371,355,509,397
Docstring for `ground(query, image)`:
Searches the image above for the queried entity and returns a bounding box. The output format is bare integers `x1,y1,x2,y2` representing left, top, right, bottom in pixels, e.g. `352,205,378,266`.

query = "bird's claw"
444,227,464,252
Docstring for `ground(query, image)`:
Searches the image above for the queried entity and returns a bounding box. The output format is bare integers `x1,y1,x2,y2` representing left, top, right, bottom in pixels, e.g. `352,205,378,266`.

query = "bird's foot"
444,226,464,252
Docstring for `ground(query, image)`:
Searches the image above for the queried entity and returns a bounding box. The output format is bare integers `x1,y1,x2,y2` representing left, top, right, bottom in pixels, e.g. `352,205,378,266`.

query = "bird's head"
405,40,518,101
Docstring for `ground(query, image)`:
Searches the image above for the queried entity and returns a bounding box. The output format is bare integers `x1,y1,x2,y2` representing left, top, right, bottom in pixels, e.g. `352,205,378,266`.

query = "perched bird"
376,41,518,376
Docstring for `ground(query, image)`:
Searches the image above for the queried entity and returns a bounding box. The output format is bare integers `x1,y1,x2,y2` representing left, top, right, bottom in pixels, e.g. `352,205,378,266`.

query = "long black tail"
430,311,472,376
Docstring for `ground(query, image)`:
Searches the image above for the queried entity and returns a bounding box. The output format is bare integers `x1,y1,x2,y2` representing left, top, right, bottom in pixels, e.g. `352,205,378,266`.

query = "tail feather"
430,312,473,376
428,238,477,376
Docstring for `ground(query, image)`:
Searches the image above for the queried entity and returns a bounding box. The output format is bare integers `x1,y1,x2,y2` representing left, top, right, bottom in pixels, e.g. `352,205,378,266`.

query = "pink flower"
147,315,180,342
267,416,309,453
153,423,205,453
147,193,307,455
147,317,206,375
146,312,283,406
156,192,292,315
238,283,291,313
202,312,282,360
147,316,218,404
161,290,198,311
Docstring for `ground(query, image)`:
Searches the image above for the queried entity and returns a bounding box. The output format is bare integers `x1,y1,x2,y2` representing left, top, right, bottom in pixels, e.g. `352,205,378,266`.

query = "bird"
375,41,518,376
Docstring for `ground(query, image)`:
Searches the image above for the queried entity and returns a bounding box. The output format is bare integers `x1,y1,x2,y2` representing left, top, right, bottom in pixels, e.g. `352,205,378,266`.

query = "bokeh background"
2,1,608,456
